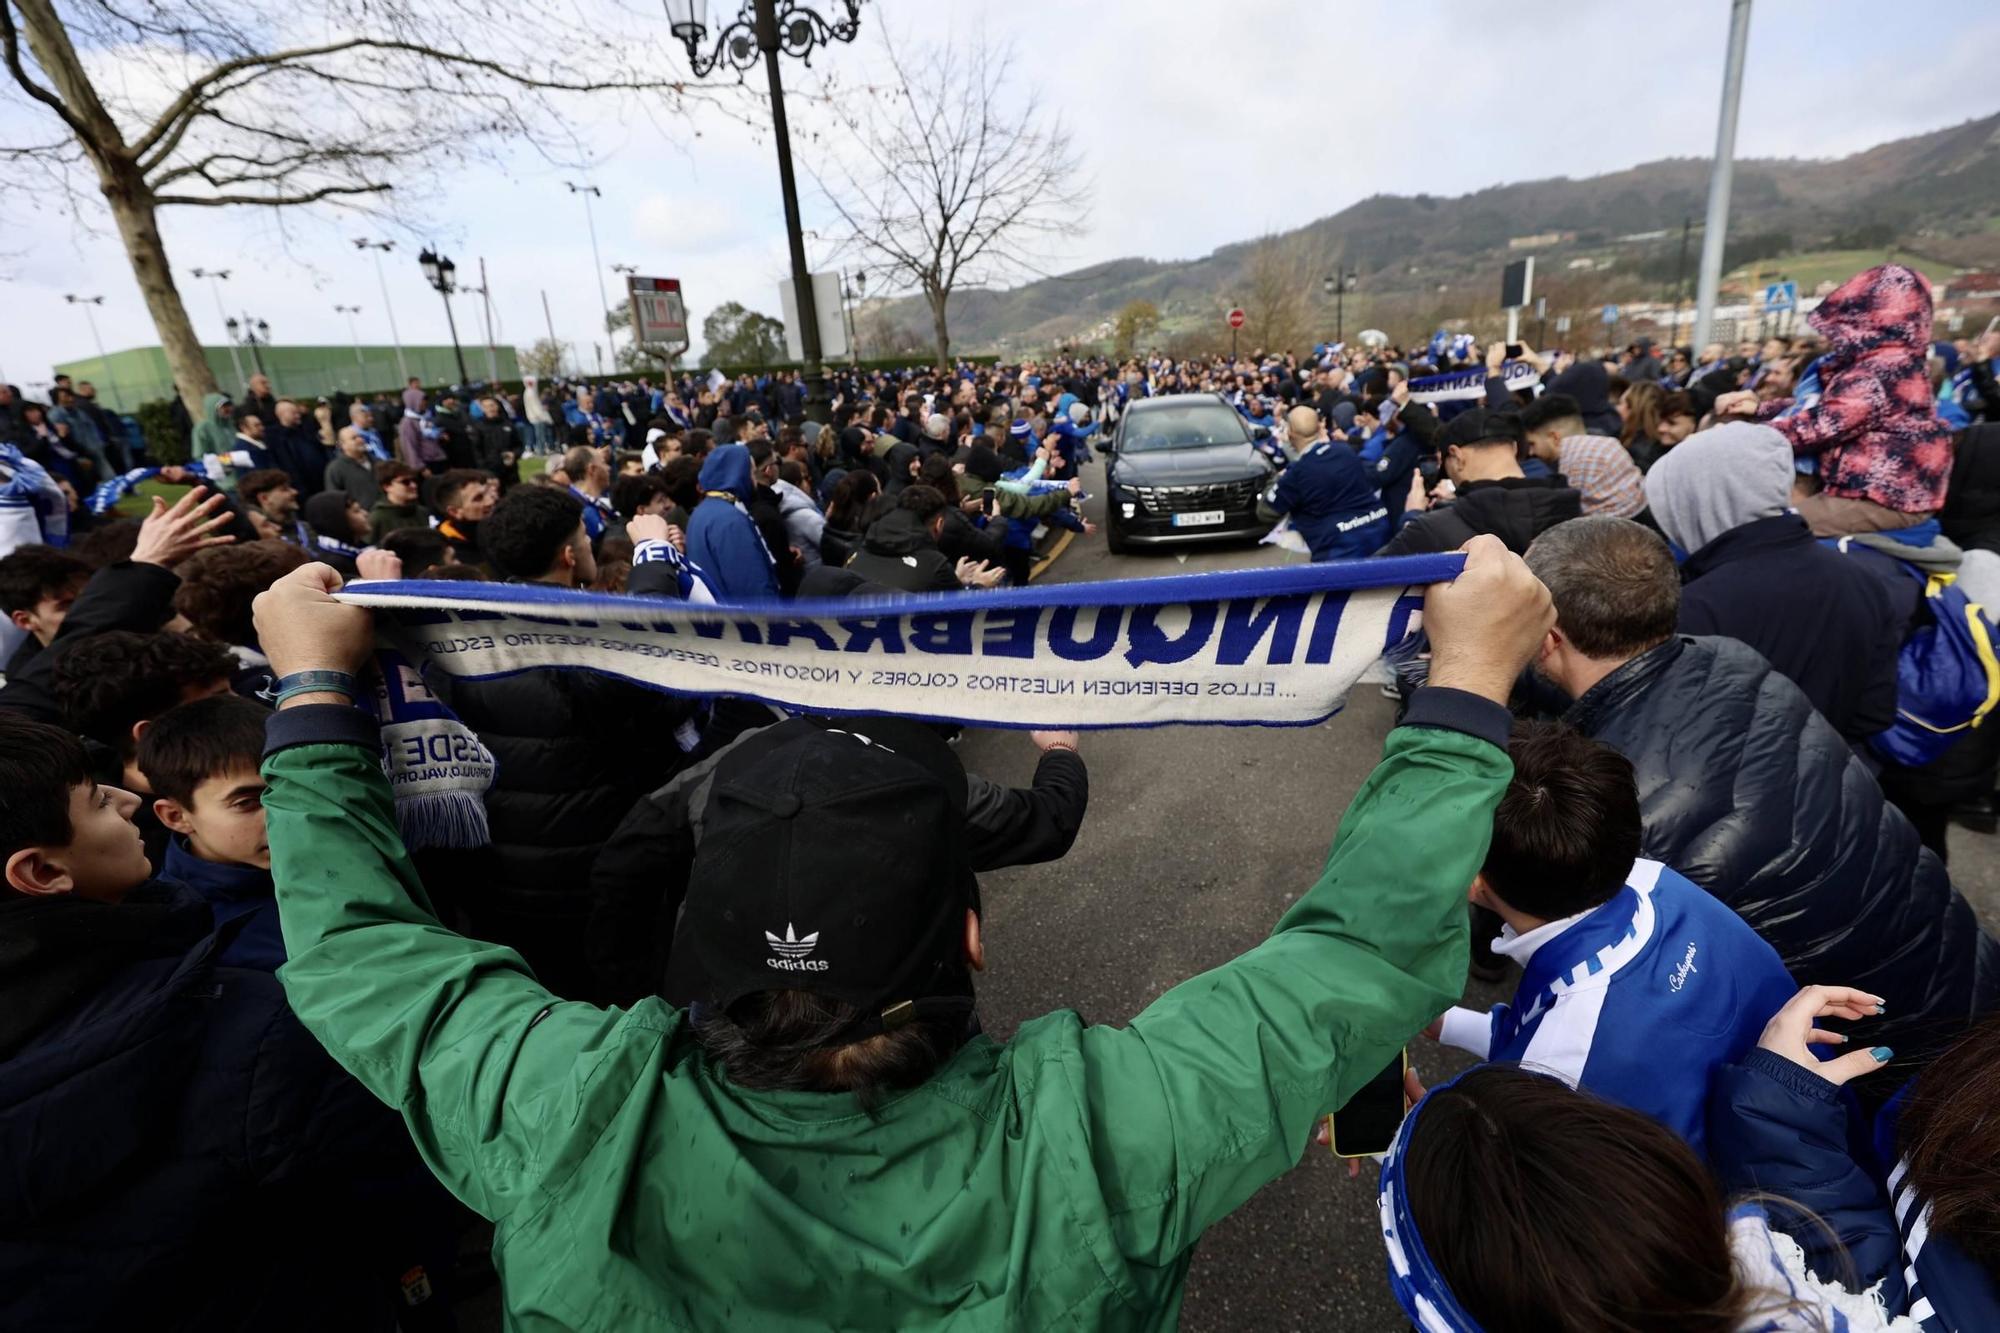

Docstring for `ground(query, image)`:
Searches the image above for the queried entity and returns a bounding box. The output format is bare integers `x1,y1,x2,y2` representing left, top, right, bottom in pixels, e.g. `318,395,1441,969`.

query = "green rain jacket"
189,391,237,461
263,689,1511,1331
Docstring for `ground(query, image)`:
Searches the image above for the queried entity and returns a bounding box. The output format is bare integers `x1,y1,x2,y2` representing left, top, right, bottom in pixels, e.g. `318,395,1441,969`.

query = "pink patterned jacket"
1757,264,1952,514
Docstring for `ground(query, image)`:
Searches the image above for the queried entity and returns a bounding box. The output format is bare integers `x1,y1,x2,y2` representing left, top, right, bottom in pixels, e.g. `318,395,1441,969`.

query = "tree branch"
153,180,392,208
0,2,96,146
131,35,703,165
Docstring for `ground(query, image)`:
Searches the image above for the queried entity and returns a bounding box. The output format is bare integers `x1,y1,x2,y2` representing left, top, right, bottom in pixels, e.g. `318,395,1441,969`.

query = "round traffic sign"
1227,308,1245,329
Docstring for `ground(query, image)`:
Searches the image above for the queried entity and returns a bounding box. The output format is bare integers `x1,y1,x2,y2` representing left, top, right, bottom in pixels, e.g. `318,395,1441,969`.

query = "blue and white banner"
335,556,1464,730
1408,361,1541,419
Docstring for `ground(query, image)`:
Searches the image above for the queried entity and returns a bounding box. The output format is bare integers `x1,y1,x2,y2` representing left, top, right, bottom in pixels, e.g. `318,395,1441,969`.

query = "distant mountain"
861,112,2000,353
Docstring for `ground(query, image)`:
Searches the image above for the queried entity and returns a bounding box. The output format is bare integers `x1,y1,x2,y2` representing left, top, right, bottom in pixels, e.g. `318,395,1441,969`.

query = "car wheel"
1105,511,1132,555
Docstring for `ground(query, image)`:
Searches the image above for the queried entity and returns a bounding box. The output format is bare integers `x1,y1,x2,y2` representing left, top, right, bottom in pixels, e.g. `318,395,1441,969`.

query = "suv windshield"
1120,402,1247,452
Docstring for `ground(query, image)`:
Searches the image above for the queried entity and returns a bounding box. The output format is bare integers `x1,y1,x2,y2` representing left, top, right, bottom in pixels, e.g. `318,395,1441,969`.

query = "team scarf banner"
334,555,1464,734
1407,361,1542,420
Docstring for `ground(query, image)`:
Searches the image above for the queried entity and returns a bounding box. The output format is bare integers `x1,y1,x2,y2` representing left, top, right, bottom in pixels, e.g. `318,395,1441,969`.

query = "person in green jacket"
188,390,237,462
250,535,1552,1331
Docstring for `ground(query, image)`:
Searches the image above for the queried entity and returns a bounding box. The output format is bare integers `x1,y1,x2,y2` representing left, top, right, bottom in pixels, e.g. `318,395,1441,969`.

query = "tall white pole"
479,257,500,383
366,247,410,383
1692,0,1754,355
78,302,127,412
570,182,611,333
200,272,246,387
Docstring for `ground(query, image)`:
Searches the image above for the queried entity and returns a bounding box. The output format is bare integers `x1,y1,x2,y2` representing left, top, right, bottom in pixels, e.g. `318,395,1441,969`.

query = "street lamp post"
841,270,863,367
191,267,246,388
1322,267,1358,344
225,315,271,377
610,262,639,365
418,248,471,388
63,294,128,412
352,238,411,383
664,0,863,424
333,304,366,368
566,181,612,337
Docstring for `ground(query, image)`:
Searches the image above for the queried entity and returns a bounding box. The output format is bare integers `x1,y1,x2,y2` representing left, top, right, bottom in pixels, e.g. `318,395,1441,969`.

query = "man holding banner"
246,535,1551,1329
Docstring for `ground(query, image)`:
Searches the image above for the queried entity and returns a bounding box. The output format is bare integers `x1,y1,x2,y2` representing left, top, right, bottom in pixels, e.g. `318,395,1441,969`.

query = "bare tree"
810,31,1086,367
1,0,731,418
1239,233,1329,358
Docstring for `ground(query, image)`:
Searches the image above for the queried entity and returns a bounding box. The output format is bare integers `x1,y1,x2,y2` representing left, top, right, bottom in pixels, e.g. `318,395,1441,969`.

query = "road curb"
1029,527,1076,581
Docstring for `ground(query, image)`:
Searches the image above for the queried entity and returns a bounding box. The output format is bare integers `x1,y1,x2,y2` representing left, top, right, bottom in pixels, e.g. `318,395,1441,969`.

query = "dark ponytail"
1403,1066,1752,1332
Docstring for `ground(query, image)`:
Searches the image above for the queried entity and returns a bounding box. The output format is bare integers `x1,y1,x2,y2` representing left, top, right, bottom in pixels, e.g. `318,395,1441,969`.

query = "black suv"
1102,393,1279,553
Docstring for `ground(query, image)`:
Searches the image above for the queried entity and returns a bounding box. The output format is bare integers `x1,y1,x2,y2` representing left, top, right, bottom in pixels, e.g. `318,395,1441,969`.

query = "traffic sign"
1601,304,1620,326
1762,281,1798,314
1227,308,1245,329
627,275,690,354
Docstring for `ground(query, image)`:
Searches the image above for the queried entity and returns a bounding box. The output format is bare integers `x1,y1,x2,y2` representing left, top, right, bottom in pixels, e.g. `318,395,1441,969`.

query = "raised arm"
1074,537,1553,1263
253,563,660,1221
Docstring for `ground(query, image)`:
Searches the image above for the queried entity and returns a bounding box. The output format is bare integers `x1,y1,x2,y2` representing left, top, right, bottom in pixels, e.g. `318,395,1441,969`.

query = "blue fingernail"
1871,1046,1893,1062
1874,1003,1886,1014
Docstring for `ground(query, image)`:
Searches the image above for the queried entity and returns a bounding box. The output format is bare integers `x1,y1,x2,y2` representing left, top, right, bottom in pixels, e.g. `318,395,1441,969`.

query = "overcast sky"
5,0,1999,395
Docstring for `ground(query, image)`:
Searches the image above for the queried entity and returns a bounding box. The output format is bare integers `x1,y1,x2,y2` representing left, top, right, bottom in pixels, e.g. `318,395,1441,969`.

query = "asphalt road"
951,456,2000,1331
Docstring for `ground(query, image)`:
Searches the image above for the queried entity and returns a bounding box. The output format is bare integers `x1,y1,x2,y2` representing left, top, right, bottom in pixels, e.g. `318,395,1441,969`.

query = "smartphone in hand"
1327,1049,1410,1159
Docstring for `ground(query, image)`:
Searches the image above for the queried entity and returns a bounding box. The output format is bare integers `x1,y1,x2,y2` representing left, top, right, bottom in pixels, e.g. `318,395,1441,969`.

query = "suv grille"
1131,478,1261,513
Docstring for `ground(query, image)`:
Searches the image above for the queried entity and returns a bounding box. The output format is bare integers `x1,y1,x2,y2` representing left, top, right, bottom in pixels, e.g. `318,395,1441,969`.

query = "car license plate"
1172,510,1226,527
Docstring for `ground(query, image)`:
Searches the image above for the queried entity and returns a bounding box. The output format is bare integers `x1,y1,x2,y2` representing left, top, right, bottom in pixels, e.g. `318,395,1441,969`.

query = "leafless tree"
1,0,734,418
1239,233,1331,358
809,31,1087,367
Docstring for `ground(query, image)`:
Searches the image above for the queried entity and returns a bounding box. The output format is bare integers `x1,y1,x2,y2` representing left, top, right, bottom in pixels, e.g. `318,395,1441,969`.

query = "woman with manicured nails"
1379,986,1927,1331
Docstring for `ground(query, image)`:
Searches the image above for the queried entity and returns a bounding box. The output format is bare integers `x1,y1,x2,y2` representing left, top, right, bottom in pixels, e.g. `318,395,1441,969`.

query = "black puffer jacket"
1375,476,1582,556
426,668,702,1001
1566,635,1999,1069
1941,423,2000,554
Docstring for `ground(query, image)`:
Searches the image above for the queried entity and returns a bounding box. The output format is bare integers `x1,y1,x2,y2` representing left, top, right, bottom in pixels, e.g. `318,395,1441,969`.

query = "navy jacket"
1676,513,1914,743
162,838,285,971
1268,440,1389,560
1566,636,2000,1074
0,887,451,1330
685,444,779,601
1711,1051,2000,1331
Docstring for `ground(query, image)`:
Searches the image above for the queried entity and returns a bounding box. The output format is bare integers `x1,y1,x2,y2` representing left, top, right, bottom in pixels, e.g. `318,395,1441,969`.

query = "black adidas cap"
665,717,978,1041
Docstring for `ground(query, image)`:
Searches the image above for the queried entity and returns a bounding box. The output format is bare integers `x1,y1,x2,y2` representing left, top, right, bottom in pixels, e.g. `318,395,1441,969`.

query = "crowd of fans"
2,259,2000,1329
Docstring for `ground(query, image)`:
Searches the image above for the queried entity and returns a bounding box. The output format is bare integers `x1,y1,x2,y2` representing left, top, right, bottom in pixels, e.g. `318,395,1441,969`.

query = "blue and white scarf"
356,426,392,461
632,537,716,603
334,556,1457,731
1408,362,1542,420
87,465,164,517
364,646,496,850
0,443,70,549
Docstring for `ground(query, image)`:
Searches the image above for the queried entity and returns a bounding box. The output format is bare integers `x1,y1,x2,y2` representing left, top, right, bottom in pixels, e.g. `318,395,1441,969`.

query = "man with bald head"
1255,404,1389,560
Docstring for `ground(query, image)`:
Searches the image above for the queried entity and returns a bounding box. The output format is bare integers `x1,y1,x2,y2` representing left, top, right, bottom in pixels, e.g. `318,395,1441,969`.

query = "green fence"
53,344,520,414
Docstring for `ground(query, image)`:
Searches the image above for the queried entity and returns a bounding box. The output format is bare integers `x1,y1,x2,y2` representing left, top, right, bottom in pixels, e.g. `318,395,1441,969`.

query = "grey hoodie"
1643,423,1794,555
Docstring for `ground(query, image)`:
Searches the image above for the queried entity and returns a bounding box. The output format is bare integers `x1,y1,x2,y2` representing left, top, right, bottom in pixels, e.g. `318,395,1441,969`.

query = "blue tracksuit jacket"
1441,858,1797,1155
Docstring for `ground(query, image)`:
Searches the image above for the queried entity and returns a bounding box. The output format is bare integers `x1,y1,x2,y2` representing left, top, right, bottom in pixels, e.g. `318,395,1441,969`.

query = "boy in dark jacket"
368,463,427,543
141,694,285,972
0,714,457,1330
1375,407,1581,556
